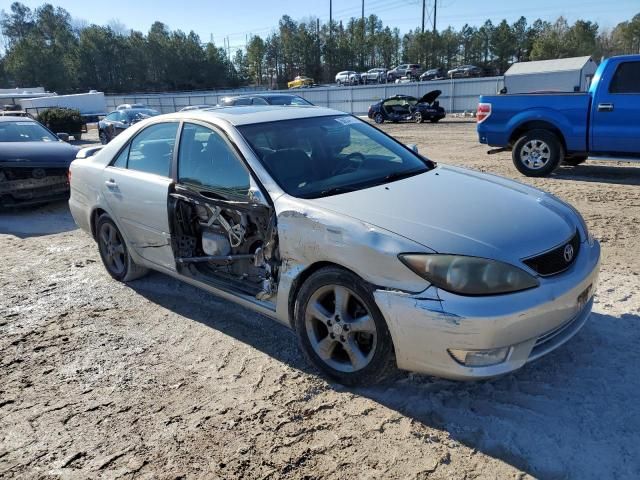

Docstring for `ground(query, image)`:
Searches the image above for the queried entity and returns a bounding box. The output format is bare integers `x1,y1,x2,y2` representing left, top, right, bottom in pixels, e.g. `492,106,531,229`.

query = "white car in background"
335,71,361,86
69,106,600,385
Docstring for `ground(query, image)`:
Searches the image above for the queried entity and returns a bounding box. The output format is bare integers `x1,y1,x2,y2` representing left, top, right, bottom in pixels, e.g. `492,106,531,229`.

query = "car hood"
0,141,80,168
308,165,579,263
419,90,441,104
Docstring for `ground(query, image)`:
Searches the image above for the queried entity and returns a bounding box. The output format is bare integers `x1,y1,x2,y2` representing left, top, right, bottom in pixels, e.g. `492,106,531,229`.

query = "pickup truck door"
102,121,179,270
591,60,640,154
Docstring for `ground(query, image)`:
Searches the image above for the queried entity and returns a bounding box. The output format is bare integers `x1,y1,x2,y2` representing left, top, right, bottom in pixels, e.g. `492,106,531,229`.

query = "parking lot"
1,120,639,479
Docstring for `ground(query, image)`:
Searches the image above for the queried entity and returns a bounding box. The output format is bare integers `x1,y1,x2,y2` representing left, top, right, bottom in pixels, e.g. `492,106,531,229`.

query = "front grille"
1,167,67,181
523,231,580,276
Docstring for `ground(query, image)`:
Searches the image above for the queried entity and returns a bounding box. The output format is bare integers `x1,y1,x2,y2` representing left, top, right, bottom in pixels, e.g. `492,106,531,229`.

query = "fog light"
448,347,511,367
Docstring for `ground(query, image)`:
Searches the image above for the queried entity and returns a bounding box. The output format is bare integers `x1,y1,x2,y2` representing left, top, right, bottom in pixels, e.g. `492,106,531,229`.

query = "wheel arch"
287,261,368,330
90,207,108,240
509,120,567,153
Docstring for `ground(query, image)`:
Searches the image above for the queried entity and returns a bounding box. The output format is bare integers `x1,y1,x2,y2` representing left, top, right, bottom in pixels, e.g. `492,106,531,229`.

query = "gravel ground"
1,121,639,479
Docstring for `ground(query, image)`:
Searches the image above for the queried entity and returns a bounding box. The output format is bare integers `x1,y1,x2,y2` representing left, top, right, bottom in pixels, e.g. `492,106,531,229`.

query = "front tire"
294,267,397,386
512,129,563,177
373,113,384,124
414,112,424,123
99,130,109,145
96,214,148,282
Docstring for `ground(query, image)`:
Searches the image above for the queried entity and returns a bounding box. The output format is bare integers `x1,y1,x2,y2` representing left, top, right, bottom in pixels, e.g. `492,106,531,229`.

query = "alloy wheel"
520,139,551,170
304,284,377,373
99,222,126,276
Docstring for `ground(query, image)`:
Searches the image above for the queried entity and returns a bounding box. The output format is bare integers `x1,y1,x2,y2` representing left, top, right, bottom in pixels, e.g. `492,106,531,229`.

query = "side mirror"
57,133,70,142
76,145,104,159
407,143,419,153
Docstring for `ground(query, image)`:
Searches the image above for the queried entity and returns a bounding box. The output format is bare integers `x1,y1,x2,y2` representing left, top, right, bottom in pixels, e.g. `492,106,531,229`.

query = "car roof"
166,105,345,126
0,115,36,123
225,93,303,99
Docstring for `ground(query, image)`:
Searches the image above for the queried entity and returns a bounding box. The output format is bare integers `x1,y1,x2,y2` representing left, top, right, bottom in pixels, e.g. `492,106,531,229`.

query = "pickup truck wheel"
564,155,587,166
294,267,397,386
512,129,563,177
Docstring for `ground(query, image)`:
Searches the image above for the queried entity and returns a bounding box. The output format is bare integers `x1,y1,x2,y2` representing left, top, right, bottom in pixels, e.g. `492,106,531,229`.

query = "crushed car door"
102,121,179,270
168,122,278,301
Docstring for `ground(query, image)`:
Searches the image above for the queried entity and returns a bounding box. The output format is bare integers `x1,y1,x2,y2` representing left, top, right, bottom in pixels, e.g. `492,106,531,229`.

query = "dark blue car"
368,90,446,124
0,116,79,207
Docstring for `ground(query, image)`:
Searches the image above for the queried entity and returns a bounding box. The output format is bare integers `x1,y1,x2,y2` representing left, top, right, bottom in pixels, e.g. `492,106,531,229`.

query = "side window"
610,62,640,94
178,123,250,198
251,97,269,105
127,122,178,177
105,112,119,121
234,97,251,106
112,144,129,168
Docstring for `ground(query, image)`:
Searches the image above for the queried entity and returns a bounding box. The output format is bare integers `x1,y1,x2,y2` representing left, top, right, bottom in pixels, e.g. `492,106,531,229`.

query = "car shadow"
553,162,640,185
129,271,640,479
0,200,77,238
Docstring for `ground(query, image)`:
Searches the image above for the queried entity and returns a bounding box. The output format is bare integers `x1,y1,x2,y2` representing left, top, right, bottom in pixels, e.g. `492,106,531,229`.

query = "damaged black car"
0,116,79,207
367,90,446,124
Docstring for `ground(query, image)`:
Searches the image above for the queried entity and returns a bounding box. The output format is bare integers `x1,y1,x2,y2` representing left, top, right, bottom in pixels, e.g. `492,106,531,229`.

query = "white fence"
105,76,504,115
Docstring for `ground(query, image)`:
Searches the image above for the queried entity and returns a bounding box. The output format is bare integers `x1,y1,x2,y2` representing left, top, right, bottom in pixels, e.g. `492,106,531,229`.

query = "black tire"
74,133,82,141
414,112,424,123
294,267,397,386
373,113,384,124
564,155,588,166
512,129,564,177
99,130,109,145
336,80,342,87
96,214,148,282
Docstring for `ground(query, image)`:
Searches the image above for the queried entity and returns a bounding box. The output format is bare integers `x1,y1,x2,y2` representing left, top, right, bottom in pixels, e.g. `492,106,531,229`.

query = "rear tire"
96,214,148,282
512,129,563,177
294,267,397,386
564,155,587,166
74,133,82,141
414,112,424,123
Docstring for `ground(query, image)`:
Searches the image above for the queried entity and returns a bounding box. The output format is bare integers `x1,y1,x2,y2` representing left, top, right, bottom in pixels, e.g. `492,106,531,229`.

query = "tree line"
1,2,639,93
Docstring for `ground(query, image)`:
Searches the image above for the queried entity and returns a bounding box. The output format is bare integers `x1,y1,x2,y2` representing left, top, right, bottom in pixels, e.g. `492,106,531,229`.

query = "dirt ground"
1,121,639,479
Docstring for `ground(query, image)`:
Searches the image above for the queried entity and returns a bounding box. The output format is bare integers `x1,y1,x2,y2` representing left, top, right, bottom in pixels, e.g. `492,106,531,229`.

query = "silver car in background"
335,71,361,86
69,106,600,385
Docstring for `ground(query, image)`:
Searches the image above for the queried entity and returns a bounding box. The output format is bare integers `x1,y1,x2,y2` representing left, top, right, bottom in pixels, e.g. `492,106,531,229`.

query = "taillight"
477,103,491,123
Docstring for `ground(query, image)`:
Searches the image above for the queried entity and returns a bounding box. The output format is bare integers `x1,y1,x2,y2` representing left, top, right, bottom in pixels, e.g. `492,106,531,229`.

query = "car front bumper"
374,239,600,380
0,173,69,207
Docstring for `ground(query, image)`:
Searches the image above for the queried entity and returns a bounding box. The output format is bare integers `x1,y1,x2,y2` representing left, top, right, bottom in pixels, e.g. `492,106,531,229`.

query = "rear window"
609,62,640,94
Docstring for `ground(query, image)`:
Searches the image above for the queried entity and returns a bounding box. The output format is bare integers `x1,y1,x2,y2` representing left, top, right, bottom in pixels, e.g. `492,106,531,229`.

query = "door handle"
105,179,117,188
597,103,614,112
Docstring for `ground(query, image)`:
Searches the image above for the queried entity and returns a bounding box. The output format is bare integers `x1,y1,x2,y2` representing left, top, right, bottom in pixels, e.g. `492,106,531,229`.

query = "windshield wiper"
314,186,357,197
382,168,427,183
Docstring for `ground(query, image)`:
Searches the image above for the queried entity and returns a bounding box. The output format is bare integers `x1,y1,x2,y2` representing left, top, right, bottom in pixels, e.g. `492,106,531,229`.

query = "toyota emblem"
563,244,574,263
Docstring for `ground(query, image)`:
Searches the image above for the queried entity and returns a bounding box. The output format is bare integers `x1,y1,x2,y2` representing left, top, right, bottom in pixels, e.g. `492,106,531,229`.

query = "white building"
504,56,598,94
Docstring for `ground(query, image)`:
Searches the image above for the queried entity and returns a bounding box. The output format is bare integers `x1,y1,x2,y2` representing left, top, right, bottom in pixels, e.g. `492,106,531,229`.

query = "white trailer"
503,56,598,94
18,91,107,119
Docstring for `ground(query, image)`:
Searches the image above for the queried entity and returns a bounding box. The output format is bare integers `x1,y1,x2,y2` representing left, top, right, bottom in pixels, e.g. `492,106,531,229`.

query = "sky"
9,0,640,55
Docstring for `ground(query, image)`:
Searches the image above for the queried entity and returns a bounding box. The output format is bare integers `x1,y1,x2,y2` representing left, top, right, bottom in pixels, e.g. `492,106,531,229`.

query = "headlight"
399,254,539,295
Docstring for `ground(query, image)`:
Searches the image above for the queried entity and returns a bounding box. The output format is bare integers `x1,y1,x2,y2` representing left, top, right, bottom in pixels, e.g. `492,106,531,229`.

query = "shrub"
38,108,83,134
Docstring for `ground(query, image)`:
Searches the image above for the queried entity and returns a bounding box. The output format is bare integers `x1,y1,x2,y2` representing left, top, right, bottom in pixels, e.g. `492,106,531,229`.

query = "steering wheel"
333,152,365,176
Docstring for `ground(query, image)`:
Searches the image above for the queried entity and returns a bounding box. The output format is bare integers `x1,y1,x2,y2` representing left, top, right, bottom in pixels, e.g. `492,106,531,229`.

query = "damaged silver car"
69,106,600,385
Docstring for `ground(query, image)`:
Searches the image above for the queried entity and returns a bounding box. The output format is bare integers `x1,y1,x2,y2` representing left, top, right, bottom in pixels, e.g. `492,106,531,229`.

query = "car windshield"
239,115,432,199
267,96,311,106
0,121,58,142
124,109,159,121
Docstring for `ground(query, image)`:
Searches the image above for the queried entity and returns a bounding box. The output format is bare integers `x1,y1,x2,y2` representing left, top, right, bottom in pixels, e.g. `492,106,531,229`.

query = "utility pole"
329,0,333,80
421,0,425,34
361,0,365,69
433,0,437,34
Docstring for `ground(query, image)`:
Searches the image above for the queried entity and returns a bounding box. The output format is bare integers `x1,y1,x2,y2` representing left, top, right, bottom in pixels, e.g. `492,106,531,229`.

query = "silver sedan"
69,106,600,385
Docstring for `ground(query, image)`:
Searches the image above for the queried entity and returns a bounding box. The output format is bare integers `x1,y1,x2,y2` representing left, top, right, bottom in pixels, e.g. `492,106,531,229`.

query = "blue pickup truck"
477,54,640,176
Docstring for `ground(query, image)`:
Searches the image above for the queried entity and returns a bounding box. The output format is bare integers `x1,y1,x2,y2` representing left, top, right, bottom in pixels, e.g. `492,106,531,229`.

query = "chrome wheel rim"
305,285,377,373
414,112,422,123
521,139,551,170
99,223,126,275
